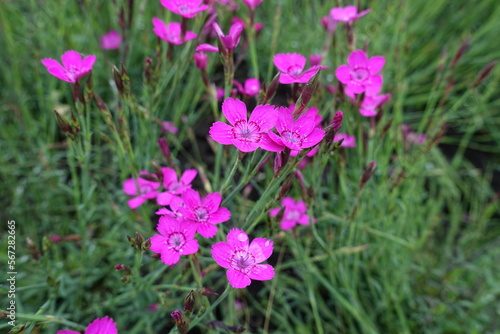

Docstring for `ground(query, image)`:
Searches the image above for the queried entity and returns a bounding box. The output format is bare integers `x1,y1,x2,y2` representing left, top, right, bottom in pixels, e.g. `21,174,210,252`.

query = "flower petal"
248,264,274,281
249,104,277,132
273,53,306,73
227,228,249,250
157,192,173,206
210,122,235,145
248,238,273,262
85,316,118,334
61,50,82,70
222,97,247,125
161,248,181,265
180,169,197,185
211,241,232,268
259,132,284,152
227,268,252,288
195,43,219,53
367,56,385,75
281,220,297,230
335,64,351,84
182,189,201,210
150,234,168,253
204,192,222,212
348,50,368,69
128,196,146,209
162,167,178,188
197,222,218,238
301,128,325,148
209,207,231,224
41,58,71,82
180,239,199,255
231,138,260,152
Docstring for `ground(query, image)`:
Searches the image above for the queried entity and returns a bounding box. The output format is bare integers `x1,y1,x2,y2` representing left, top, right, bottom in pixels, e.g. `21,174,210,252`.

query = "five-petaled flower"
57,316,117,334
150,216,199,265
100,30,122,50
211,229,274,288
160,0,208,18
152,19,197,45
270,197,314,230
213,21,243,52
360,93,391,117
41,50,96,83
335,49,385,98
233,78,261,97
330,5,371,24
261,106,325,152
209,97,278,152
123,171,160,209
273,53,327,84
178,189,231,238
157,167,197,206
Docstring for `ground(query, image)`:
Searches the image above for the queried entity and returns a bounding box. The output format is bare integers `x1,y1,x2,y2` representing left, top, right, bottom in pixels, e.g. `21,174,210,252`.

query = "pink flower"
160,121,179,134
157,168,197,206
274,53,327,84
209,97,278,152
320,15,337,33
100,30,121,50
160,0,208,18
57,316,117,334
196,43,219,53
269,197,313,230
152,19,197,45
211,229,274,288
241,0,263,10
309,54,323,67
333,133,356,148
178,189,231,238
233,78,260,97
360,93,391,117
330,6,371,24
213,21,243,51
41,50,96,83
335,50,385,97
261,106,325,152
150,216,199,265
123,171,160,209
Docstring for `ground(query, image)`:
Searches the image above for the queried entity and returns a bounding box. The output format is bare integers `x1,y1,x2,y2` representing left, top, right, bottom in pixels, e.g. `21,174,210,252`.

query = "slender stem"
219,152,242,195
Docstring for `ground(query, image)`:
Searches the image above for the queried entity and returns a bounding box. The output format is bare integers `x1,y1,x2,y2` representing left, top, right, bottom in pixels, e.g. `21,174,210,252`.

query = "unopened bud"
141,238,152,251
359,161,376,188
199,287,219,296
183,290,195,313
194,52,208,70
71,81,84,106
323,111,344,145
115,264,132,275
26,238,40,261
309,54,322,66
134,232,145,248
330,111,343,131
294,69,322,118
127,235,135,247
112,65,124,95
158,138,173,165
144,57,153,84
472,60,497,87
53,110,74,136
277,174,293,201
261,72,280,104
121,275,130,284
171,310,188,334
451,35,470,68
42,236,52,253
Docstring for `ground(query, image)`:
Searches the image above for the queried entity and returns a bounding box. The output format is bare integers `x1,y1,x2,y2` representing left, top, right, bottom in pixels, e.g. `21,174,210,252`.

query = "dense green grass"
1,0,499,333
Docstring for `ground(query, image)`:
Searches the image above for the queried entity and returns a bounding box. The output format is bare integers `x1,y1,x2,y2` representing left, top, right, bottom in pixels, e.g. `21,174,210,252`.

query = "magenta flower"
309,54,323,67
41,50,96,83
320,15,337,33
330,6,371,24
213,21,243,51
178,189,231,238
233,78,260,97
196,43,219,53
57,316,117,334
152,19,197,45
194,51,208,70
261,106,325,152
150,216,199,265
241,0,263,10
274,53,327,84
209,97,278,152
333,133,356,148
270,197,314,230
160,0,208,18
211,229,274,288
157,168,197,206
336,49,385,97
100,30,121,50
123,171,160,209
360,93,391,117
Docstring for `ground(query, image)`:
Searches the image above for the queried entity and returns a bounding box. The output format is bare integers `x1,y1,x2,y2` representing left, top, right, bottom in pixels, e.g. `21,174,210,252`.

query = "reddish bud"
293,69,321,119
359,161,376,188
451,35,470,68
183,290,195,313
158,138,173,165
472,60,498,87
26,238,40,261
194,52,208,70
171,310,188,334
200,287,219,296
115,264,132,275
261,72,280,104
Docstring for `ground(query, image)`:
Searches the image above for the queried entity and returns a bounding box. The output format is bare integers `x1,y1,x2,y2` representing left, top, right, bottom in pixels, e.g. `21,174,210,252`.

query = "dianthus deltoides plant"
2,0,499,333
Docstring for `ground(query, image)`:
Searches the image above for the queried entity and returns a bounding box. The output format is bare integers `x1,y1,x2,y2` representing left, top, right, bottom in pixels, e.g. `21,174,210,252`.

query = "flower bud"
293,69,321,119
260,72,280,104
359,161,376,188
26,238,40,261
199,287,219,296
472,60,497,87
194,52,208,70
171,310,188,334
183,290,195,313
